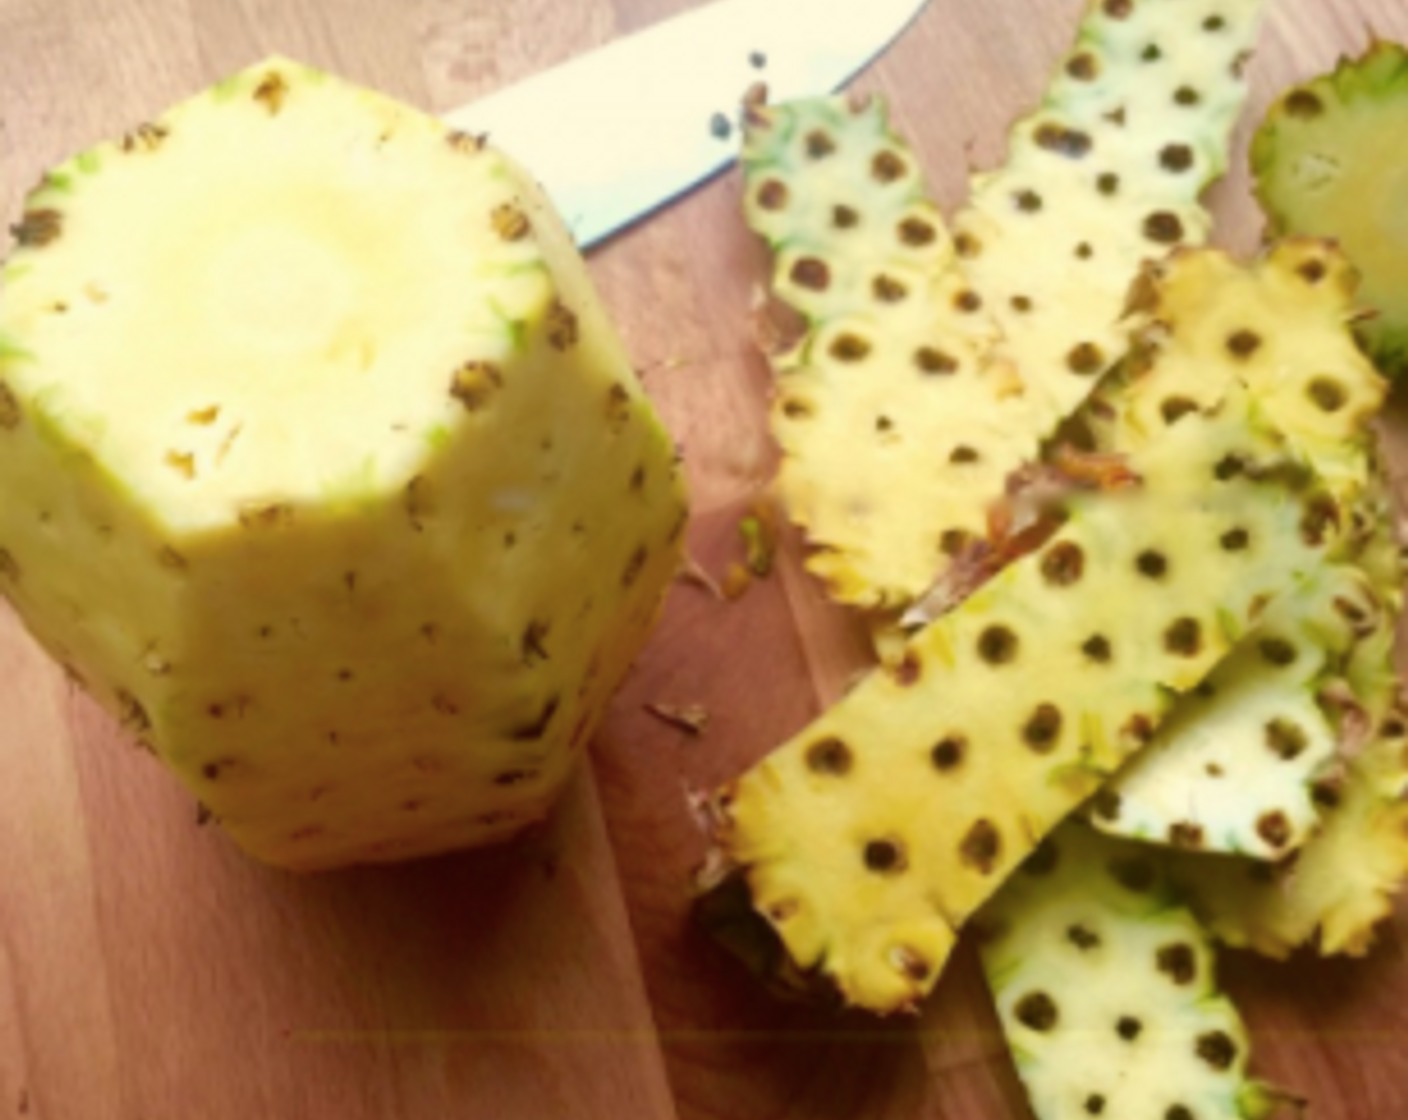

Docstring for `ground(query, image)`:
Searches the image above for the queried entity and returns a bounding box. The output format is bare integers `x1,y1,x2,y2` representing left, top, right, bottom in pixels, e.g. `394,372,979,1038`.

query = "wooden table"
3,1,1408,1116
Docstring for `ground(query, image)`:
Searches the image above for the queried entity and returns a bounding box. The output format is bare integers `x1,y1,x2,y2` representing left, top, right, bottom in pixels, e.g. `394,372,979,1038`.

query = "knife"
441,0,930,249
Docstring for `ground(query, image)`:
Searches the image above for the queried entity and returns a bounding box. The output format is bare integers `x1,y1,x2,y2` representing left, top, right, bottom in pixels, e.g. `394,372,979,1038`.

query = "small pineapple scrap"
699,388,1343,1014
0,58,687,870
742,0,1267,611
977,822,1284,1120
1252,41,1408,375
1081,241,1391,858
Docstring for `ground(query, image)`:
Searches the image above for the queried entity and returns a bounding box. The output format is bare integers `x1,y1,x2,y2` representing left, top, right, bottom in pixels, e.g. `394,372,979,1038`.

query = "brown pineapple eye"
1015,990,1058,1030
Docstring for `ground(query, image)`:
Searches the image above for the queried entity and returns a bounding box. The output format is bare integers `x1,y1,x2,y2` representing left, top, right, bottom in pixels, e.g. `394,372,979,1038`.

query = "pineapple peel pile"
0,58,688,870
704,380,1350,1012
706,0,1408,1110
742,0,1266,611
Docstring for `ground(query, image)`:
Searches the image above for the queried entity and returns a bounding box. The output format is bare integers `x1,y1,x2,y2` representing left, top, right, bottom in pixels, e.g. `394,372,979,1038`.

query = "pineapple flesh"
742,0,1265,611
0,58,687,870
700,388,1343,1014
1251,42,1408,375
977,822,1281,1120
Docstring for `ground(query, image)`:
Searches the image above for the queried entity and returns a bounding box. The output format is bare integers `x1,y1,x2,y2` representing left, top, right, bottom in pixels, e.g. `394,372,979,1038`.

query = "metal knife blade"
442,0,930,249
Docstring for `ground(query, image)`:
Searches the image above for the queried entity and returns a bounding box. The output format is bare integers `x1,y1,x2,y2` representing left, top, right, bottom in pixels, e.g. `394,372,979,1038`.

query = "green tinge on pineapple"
744,0,1264,611
1252,41,1408,375
954,0,1265,424
1349,462,1407,619
977,822,1283,1120
742,94,1016,609
0,57,687,870
700,389,1342,1014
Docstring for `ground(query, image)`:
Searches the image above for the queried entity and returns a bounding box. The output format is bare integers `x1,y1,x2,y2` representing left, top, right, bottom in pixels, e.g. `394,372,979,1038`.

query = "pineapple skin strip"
977,822,1284,1120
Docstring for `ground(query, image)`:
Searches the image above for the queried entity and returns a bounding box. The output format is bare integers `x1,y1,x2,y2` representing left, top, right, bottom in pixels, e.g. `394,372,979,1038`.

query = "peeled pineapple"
699,388,1344,1014
0,58,687,870
978,822,1282,1120
1252,42,1408,375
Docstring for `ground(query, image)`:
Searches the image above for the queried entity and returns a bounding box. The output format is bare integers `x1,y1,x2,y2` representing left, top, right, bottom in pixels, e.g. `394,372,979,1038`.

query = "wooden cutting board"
3,1,1407,1117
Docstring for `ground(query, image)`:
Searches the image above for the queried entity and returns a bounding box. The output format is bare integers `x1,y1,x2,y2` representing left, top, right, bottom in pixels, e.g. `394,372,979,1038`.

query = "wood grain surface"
3,1,1408,1117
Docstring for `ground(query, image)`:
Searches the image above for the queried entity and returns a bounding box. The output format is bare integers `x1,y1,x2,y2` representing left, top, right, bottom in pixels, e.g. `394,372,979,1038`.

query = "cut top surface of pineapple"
2,57,573,537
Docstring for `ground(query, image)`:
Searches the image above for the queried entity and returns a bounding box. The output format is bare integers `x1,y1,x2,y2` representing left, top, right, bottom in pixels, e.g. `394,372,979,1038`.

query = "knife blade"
441,0,930,249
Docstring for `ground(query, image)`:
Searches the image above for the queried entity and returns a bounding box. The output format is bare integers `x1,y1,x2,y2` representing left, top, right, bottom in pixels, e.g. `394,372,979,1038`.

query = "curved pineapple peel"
1089,572,1360,861
1166,682,1408,959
